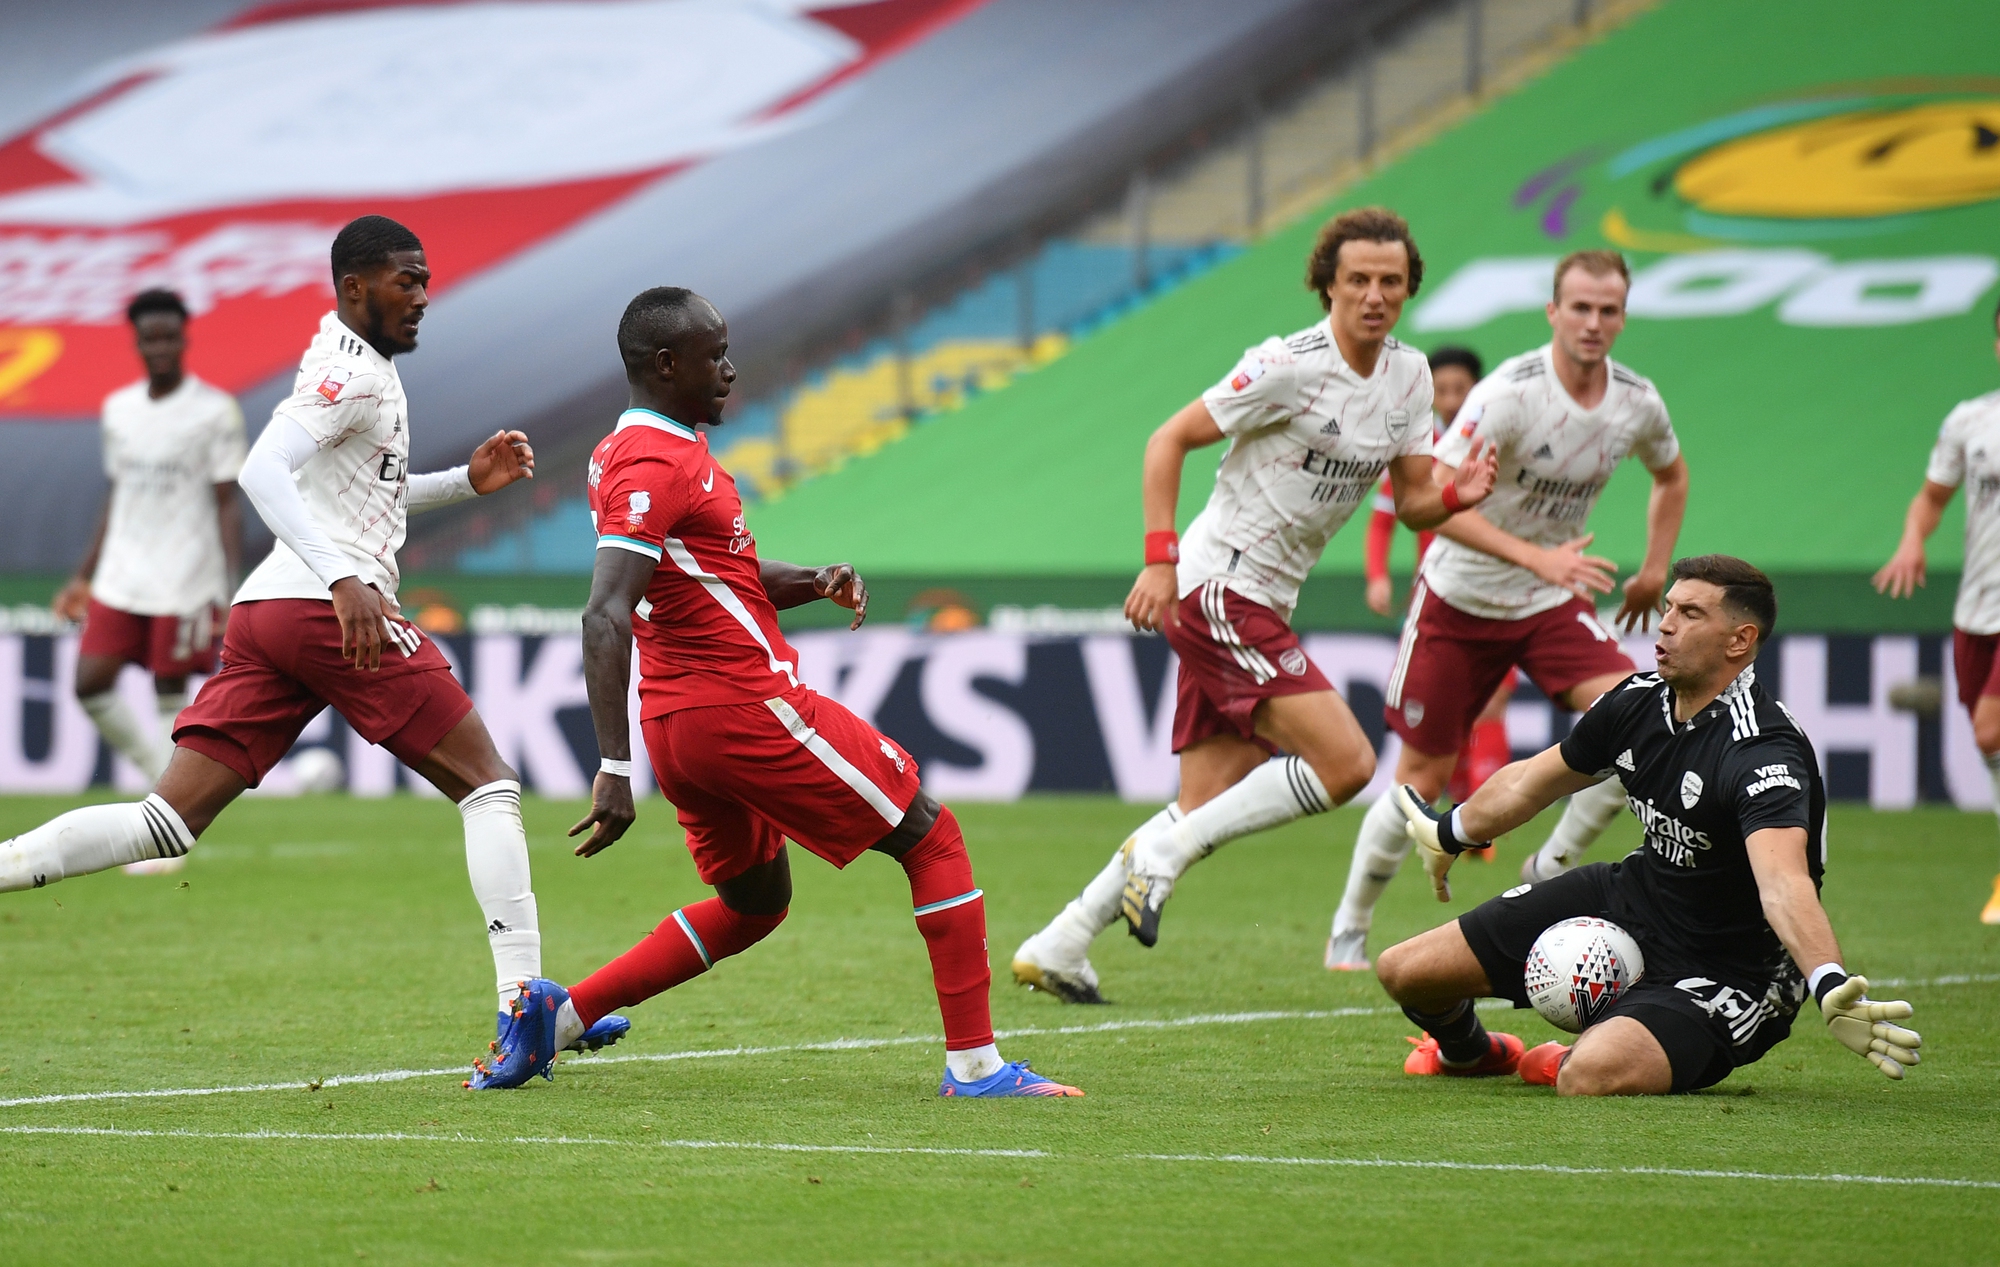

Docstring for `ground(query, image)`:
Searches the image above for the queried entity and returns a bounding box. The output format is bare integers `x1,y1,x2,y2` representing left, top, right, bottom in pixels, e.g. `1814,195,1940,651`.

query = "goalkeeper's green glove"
1817,973,1921,1079
1390,785,1488,903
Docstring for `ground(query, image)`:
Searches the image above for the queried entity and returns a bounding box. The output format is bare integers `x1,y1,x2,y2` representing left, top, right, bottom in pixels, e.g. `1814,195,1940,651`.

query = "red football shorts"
174,599,472,787
1953,628,2000,712
1386,579,1634,757
78,598,220,677
641,688,924,886
1161,579,1334,754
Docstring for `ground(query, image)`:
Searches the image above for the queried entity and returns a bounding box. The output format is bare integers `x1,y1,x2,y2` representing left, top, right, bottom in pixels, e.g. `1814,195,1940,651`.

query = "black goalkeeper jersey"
1558,664,1825,1000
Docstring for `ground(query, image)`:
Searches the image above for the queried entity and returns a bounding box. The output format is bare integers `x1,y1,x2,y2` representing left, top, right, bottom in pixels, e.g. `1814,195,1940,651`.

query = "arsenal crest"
1278,647,1308,677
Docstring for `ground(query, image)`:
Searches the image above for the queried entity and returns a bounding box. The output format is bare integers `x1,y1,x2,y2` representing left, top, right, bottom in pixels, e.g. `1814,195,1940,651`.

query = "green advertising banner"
752,0,2000,626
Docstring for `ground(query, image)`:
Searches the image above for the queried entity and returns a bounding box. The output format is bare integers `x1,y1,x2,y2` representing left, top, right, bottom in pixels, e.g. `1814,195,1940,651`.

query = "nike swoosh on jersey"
702,468,715,492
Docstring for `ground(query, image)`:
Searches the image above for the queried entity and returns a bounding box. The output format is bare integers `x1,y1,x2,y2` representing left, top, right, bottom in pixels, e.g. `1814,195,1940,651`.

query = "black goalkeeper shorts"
1457,863,1795,1092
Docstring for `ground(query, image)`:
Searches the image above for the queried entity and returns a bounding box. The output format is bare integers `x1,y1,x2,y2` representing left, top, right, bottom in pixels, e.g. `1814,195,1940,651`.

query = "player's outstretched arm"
1393,746,1600,901
1126,400,1223,632
1745,826,1921,1078
571,546,654,857
1387,439,1496,531
1872,480,1955,599
1614,456,1689,632
760,560,868,629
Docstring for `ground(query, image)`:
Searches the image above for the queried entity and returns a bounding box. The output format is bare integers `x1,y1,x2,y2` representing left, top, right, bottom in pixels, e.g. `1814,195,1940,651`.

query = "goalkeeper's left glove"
1817,973,1921,1079
1390,785,1488,903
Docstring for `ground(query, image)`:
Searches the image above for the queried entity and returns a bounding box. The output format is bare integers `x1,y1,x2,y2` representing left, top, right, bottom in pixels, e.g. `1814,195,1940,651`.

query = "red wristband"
1144,531,1180,566
1440,482,1464,514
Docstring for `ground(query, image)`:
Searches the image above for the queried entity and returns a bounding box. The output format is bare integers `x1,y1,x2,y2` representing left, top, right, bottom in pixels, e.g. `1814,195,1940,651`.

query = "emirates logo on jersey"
314,368,350,403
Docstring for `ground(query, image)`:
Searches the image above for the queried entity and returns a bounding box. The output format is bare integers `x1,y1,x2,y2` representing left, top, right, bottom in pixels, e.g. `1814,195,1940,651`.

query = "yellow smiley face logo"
1674,100,2000,218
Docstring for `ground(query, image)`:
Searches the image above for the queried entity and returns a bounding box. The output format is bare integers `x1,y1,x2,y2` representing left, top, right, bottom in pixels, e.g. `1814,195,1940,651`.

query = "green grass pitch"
0,792,1995,1263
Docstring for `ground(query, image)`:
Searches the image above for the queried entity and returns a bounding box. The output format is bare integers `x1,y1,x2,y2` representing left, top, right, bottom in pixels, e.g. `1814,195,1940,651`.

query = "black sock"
1403,1001,1490,1065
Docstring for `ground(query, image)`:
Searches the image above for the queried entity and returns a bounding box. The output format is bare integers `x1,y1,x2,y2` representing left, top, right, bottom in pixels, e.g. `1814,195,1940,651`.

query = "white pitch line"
0,1006,1413,1110
0,971,1984,1113
5,1124,1993,1191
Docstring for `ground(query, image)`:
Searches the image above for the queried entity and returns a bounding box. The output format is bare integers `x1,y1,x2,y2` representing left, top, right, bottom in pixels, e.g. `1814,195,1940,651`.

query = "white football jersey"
1181,320,1435,618
235,312,414,604
92,375,246,615
1423,344,1679,620
1923,388,2000,634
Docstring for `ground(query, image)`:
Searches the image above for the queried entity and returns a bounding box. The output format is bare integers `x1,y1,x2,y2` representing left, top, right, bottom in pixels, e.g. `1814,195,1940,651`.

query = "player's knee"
1555,1040,1657,1097
1372,939,1419,1001
1975,713,2000,755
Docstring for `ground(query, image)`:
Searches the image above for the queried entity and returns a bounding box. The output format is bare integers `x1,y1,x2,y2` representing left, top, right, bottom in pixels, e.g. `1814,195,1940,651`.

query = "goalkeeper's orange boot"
1982,874,2000,925
1518,1041,1569,1086
1403,1032,1522,1077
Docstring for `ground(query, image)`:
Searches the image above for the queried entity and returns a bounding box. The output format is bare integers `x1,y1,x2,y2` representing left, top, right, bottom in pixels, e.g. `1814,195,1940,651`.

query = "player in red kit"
468,288,1080,1097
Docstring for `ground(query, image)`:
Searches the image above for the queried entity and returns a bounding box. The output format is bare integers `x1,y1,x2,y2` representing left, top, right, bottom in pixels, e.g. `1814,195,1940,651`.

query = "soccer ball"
1523,917,1645,1033
289,747,347,794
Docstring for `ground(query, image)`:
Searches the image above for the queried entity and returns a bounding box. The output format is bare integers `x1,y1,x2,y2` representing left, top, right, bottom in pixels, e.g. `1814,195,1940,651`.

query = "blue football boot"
938,1060,1083,1097
499,1009,630,1054
568,1014,631,1053
466,978,565,1090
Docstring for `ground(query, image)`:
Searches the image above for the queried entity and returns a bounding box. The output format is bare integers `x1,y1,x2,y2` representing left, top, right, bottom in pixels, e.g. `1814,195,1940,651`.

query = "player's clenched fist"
1125,563,1179,633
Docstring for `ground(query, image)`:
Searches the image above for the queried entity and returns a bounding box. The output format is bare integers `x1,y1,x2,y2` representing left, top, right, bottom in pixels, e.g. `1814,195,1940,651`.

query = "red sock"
569,897,785,1028
1465,717,1511,793
900,807,994,1051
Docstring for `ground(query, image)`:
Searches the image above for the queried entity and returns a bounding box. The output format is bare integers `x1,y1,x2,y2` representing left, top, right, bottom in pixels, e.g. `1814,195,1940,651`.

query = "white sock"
946,1043,1005,1082
1534,776,1628,871
155,689,187,773
0,793,192,891
460,780,541,1011
80,689,166,782
553,998,586,1051
1033,805,1180,964
1333,791,1415,936
1136,755,1331,879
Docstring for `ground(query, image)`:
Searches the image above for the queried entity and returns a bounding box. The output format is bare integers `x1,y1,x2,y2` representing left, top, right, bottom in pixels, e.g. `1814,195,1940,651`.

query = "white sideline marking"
0,971,1983,1113
0,1007,1411,1110
4,1124,1994,1191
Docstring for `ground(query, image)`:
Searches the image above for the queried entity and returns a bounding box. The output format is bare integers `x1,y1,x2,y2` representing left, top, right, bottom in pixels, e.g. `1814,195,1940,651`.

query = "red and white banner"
0,0,984,417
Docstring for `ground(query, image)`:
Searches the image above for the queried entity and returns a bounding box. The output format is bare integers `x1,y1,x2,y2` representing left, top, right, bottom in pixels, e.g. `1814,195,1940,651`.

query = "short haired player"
470,287,1080,1097
0,218,625,1051
1010,208,1498,1004
1377,556,1921,1093
1873,299,2000,924
52,289,245,875
1326,250,1691,972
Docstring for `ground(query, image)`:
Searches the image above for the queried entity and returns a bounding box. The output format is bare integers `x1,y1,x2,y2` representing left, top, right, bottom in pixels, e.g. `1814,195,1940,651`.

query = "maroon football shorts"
641,687,924,886
174,599,472,786
1160,579,1335,754
78,598,220,677
1953,628,2000,713
1386,579,1635,757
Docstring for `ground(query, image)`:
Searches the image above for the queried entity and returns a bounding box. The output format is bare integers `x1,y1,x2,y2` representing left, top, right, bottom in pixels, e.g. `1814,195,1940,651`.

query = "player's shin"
79,689,168,782
565,898,786,1046
459,780,542,1011
1137,755,1331,878
1332,792,1415,940
0,793,192,890
899,808,1000,1080
1527,776,1627,880
1404,999,1493,1066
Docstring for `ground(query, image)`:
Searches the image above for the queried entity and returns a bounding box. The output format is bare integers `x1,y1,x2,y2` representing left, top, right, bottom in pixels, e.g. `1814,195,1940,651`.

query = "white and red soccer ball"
1523,917,1645,1034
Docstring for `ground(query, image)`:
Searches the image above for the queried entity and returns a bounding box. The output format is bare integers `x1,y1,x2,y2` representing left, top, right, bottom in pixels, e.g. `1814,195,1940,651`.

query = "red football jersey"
587,408,803,717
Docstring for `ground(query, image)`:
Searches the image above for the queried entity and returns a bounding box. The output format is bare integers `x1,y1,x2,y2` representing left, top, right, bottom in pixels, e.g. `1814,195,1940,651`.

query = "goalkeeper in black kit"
1373,555,1922,1094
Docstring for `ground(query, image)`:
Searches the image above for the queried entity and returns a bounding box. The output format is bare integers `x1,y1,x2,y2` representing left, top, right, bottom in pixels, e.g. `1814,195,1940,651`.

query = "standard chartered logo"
1411,250,1999,331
